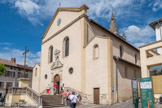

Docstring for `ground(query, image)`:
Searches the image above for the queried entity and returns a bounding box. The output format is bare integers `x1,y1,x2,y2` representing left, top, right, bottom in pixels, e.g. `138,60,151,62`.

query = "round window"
57,18,61,26
45,74,48,79
69,68,73,74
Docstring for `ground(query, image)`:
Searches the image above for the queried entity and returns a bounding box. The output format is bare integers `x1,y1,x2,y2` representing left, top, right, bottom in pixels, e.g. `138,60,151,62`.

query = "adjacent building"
32,5,141,104
140,18,162,100
0,58,33,99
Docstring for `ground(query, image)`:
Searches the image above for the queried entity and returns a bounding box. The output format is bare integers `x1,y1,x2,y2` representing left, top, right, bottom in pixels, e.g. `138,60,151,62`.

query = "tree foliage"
0,64,6,76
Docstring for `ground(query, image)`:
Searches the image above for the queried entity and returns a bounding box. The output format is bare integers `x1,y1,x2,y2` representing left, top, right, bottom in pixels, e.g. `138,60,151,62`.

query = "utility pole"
22,46,29,78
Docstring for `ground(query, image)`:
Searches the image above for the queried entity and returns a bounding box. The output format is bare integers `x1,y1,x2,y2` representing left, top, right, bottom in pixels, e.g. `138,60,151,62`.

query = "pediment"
41,4,88,41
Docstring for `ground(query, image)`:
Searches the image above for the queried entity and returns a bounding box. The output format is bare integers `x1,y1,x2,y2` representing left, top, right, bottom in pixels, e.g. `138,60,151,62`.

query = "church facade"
32,5,141,104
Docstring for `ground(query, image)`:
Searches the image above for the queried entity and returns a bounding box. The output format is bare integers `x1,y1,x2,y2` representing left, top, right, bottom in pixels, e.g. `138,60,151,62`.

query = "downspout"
115,56,119,103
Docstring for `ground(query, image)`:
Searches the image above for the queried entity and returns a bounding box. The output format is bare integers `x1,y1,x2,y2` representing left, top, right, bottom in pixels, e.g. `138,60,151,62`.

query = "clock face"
57,18,61,26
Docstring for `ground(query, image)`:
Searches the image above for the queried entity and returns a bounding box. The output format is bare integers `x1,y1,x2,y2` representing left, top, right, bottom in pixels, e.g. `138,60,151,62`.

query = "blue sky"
0,0,162,66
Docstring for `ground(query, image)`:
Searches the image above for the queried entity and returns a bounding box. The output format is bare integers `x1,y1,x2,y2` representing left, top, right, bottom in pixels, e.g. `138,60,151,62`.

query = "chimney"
11,58,16,63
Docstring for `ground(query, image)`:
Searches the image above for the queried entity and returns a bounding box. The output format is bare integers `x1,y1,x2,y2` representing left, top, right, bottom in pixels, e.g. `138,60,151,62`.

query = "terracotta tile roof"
0,58,16,66
17,64,33,70
0,58,33,70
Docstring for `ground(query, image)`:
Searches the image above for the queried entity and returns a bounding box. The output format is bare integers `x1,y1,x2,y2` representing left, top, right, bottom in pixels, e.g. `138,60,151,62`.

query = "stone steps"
41,95,64,107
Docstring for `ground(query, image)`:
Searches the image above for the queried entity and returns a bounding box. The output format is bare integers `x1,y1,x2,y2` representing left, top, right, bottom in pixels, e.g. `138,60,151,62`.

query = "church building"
32,4,141,104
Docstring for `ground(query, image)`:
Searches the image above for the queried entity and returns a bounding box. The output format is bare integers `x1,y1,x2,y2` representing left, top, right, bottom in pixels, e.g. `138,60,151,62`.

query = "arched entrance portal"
54,74,60,94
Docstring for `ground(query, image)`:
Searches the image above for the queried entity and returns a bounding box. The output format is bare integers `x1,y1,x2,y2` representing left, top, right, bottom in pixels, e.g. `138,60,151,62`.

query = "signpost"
140,77,154,108
132,78,139,108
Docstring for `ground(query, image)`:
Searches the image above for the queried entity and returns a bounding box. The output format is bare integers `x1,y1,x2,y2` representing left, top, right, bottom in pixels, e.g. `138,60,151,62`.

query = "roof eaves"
149,18,162,30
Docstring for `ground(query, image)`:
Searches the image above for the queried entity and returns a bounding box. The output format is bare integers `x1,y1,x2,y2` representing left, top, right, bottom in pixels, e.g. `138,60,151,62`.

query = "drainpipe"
115,56,119,103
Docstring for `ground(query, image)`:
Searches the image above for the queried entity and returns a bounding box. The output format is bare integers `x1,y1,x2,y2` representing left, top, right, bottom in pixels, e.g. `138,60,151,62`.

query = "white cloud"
153,0,162,11
1,0,134,25
15,0,40,15
0,47,40,67
124,25,155,48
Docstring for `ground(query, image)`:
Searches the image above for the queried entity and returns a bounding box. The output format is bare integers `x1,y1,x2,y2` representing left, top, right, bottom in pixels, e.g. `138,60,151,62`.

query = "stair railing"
7,87,42,106
64,87,91,103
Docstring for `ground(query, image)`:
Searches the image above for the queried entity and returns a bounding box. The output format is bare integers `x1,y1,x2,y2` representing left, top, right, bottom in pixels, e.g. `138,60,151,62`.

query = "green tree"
0,64,6,76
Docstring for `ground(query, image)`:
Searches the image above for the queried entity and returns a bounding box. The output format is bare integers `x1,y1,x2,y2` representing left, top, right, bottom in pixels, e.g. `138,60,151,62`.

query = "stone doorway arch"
54,74,60,94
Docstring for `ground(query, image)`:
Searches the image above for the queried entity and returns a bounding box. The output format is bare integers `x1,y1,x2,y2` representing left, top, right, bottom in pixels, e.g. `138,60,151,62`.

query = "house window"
93,44,99,59
18,72,21,78
65,38,69,57
5,71,10,77
6,82,13,88
119,45,123,58
63,37,69,57
0,82,4,88
49,46,53,63
45,74,48,79
35,68,37,76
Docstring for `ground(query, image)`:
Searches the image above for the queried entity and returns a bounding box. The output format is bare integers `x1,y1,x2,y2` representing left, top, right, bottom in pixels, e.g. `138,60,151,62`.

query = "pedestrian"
66,90,71,105
61,90,67,105
46,84,50,94
61,83,65,94
69,91,78,108
53,83,57,95
77,94,82,103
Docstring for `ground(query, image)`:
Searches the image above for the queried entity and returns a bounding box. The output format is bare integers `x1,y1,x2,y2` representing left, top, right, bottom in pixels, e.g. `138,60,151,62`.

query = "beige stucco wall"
140,40,162,78
112,39,140,65
85,37,108,104
89,22,140,66
43,11,83,42
88,22,141,103
40,17,83,93
117,61,141,102
5,94,37,106
18,78,30,88
32,64,40,92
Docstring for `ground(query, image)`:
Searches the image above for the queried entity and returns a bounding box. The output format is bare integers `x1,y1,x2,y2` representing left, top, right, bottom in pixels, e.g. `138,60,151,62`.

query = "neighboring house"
32,5,141,104
140,18,162,100
0,58,33,99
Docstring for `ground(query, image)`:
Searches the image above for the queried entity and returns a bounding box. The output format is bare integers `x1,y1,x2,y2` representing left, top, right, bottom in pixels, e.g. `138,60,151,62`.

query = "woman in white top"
69,91,78,108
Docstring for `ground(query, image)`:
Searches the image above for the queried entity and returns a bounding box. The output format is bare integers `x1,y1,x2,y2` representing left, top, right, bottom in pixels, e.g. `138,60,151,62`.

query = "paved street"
56,99,135,108
55,99,162,108
1,99,162,108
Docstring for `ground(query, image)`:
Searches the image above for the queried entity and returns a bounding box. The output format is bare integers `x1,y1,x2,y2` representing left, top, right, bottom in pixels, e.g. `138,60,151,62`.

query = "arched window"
119,45,123,58
49,46,53,63
93,44,99,59
35,68,37,77
135,54,137,64
63,37,69,57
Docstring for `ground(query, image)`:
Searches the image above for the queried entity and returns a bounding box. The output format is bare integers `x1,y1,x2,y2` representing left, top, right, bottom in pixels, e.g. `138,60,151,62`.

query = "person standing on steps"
61,90,67,105
66,89,71,105
46,84,50,95
69,91,79,108
53,83,57,95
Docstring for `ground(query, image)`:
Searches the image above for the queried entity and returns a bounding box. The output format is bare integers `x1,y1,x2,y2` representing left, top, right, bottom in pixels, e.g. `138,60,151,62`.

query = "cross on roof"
22,46,29,78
